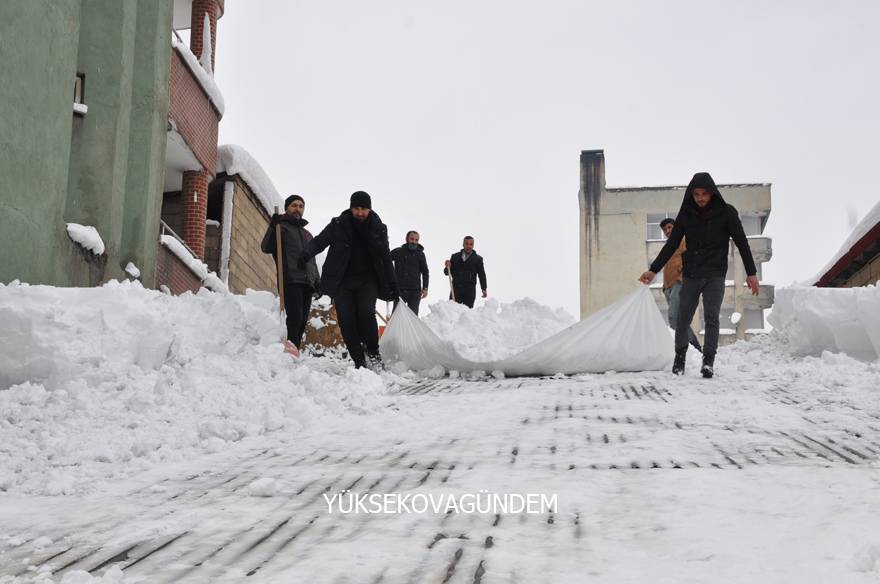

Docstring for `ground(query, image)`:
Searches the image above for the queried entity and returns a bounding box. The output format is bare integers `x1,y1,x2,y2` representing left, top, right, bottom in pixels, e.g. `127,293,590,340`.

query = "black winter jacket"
390,244,429,291
260,217,320,290
444,250,487,290
302,210,399,301
649,173,757,279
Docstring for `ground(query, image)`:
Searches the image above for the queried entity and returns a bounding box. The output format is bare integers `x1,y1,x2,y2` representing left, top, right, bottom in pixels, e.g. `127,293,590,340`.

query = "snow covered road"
3,367,880,583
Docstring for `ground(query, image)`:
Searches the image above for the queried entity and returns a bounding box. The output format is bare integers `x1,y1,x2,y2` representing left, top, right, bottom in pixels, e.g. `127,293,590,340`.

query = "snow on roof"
217,144,285,216
160,234,228,293
809,199,880,286
171,33,225,117
65,223,105,255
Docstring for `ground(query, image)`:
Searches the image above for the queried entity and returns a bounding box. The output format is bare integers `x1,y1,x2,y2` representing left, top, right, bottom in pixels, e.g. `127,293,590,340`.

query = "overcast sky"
214,0,880,318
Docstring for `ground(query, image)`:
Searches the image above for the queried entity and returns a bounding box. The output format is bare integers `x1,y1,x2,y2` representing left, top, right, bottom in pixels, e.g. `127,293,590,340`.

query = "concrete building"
0,0,174,286
812,200,880,288
579,150,775,343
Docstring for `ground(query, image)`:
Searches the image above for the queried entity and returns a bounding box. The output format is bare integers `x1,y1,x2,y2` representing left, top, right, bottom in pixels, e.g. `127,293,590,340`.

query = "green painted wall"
0,0,172,287
0,1,82,285
120,1,173,287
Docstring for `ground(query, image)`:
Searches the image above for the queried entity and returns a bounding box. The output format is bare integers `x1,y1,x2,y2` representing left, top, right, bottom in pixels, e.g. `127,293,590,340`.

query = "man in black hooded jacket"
260,194,320,353
300,191,398,369
390,230,429,315
640,172,759,378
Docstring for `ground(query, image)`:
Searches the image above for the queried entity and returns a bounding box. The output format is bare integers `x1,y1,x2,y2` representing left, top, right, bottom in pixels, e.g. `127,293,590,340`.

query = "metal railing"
159,219,198,258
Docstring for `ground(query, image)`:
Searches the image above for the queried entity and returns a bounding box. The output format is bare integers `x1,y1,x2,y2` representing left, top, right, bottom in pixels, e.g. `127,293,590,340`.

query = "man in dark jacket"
260,194,320,353
390,230,429,315
300,191,398,369
444,236,487,309
640,172,759,378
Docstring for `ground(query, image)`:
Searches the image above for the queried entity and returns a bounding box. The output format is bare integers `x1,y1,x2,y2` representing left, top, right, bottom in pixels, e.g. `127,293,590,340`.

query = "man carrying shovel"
261,194,320,357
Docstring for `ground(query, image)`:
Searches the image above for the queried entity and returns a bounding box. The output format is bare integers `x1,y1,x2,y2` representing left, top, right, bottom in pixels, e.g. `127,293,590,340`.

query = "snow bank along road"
2,361,880,583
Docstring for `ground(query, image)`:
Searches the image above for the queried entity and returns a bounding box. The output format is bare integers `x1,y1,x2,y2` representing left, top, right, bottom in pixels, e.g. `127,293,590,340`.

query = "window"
647,212,676,240
73,73,88,116
74,73,85,104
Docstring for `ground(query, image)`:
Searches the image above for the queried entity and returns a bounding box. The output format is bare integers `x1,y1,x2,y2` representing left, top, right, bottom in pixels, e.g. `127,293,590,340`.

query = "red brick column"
190,0,219,70
182,169,210,259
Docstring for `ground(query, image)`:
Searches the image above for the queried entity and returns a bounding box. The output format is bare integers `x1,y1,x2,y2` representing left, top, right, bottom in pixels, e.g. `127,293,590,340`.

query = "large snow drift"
768,285,880,361
381,286,673,375
421,297,575,362
0,281,389,495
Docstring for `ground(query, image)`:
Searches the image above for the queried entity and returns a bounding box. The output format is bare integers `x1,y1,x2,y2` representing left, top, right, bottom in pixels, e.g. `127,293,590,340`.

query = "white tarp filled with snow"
380,286,673,375
768,285,880,361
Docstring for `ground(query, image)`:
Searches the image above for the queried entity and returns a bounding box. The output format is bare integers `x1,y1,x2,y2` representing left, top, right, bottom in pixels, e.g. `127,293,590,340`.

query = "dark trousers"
451,285,476,308
283,282,313,349
677,276,725,358
663,282,701,349
333,275,379,367
393,289,422,315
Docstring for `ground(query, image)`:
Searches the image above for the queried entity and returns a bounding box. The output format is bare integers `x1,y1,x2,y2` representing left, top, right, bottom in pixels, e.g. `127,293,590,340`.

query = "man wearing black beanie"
300,191,398,369
261,194,320,355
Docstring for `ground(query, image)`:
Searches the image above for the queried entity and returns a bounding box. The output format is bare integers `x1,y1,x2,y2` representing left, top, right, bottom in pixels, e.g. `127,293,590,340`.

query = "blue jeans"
663,282,701,351
676,277,725,358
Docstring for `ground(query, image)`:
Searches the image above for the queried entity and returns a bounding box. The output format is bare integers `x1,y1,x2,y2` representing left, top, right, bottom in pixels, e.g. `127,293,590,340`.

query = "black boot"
672,350,686,376
701,354,715,379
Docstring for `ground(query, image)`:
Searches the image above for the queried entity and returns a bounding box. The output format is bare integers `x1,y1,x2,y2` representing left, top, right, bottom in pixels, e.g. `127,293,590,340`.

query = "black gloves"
270,213,282,228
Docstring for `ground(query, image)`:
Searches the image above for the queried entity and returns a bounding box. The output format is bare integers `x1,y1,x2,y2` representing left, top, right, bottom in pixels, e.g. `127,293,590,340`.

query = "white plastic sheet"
380,286,673,376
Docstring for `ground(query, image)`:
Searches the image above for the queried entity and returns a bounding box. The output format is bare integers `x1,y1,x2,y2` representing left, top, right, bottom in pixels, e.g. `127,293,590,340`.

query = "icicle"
199,12,213,75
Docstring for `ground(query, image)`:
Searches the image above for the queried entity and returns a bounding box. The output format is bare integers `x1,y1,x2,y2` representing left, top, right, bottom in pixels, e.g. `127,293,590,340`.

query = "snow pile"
217,144,285,217
171,34,224,116
124,262,140,279
159,234,228,293
65,223,105,256
0,280,389,495
808,199,880,285
422,297,575,361
768,285,880,361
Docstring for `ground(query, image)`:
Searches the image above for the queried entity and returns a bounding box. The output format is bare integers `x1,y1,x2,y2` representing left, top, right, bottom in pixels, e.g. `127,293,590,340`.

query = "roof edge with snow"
812,200,880,287
217,144,286,217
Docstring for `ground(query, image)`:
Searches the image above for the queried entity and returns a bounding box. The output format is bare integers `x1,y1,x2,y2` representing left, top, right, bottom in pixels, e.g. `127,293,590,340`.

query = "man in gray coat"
261,194,320,350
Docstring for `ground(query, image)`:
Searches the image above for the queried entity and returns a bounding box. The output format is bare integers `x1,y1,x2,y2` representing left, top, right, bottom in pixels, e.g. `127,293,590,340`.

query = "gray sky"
214,0,880,318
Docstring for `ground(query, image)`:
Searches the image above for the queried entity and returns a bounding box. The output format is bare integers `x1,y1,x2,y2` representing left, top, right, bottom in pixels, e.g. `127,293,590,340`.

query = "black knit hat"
284,194,304,209
350,191,372,209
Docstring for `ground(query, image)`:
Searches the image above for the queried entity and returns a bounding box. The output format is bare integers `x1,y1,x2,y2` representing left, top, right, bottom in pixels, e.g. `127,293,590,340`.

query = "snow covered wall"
0,281,388,495
768,285,880,361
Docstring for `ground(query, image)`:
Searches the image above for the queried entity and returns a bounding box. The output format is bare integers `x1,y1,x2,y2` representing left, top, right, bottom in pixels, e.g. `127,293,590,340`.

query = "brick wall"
845,254,880,287
155,242,202,295
205,222,221,273
169,50,218,172
182,169,210,259
227,179,278,294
